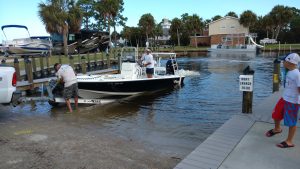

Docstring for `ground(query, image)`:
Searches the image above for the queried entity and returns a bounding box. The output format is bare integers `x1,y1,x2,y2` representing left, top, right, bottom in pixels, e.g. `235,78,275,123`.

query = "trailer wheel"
48,100,59,106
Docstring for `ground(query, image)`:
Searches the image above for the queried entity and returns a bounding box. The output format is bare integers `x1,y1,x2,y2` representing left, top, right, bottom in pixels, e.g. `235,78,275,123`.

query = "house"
154,18,172,45
208,16,249,46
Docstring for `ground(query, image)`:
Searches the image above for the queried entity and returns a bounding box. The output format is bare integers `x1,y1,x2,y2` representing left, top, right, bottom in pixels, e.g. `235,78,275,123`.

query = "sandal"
265,129,282,137
277,141,295,148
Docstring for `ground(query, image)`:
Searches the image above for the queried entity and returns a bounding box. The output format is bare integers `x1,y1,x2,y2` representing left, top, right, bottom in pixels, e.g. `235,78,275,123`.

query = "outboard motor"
166,58,177,75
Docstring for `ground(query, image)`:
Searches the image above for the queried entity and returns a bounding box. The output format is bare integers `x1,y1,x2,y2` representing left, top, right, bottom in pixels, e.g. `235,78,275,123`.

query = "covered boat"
1,25,52,56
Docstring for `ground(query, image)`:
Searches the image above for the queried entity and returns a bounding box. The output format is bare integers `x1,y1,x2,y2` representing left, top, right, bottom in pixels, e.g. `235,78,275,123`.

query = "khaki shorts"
63,83,78,99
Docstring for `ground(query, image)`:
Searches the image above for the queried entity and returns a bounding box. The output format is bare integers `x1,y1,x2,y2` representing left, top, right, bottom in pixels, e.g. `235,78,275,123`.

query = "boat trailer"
17,79,116,106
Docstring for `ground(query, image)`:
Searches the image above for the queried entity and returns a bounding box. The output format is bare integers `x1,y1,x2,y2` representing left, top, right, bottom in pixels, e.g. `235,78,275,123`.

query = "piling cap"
284,53,300,65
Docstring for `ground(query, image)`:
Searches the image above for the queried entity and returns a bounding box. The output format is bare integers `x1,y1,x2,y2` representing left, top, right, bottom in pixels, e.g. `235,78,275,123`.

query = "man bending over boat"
54,63,78,112
142,48,155,78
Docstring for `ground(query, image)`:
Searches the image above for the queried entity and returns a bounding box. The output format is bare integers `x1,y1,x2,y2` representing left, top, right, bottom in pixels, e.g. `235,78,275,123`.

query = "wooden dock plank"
174,115,254,169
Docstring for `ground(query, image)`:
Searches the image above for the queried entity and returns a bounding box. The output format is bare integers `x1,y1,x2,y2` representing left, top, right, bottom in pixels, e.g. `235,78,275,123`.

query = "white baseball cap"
285,53,300,65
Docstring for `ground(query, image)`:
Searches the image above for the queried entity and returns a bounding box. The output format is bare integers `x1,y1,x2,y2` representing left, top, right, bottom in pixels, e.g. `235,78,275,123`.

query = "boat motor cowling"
166,59,177,75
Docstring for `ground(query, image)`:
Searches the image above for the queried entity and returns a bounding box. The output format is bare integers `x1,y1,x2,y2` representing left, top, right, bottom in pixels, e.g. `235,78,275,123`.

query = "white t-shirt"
282,69,300,104
56,65,77,87
142,54,154,68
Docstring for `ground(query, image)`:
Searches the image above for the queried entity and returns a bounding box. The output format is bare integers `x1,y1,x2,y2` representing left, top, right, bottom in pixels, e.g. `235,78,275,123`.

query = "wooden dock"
16,68,118,91
174,89,300,169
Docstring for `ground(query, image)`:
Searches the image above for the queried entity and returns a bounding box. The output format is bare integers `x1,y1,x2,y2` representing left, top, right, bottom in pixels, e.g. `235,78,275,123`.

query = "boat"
208,34,264,53
76,47,185,99
1,25,52,56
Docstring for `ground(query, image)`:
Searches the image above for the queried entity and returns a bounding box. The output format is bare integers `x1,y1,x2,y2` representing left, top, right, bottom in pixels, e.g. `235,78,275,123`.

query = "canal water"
4,51,281,157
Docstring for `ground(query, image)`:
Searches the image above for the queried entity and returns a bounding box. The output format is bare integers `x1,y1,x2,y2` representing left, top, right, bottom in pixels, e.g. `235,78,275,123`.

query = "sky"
0,0,299,42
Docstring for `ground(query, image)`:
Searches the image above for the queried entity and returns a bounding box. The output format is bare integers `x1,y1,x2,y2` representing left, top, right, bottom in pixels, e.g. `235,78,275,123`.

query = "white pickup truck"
0,65,20,104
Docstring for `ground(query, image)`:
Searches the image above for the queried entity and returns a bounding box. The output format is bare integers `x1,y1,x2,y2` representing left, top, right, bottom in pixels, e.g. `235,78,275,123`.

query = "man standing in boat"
54,63,78,112
142,48,155,78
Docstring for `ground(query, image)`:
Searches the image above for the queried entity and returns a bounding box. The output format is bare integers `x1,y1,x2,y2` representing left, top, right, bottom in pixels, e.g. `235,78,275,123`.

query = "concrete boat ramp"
175,89,300,169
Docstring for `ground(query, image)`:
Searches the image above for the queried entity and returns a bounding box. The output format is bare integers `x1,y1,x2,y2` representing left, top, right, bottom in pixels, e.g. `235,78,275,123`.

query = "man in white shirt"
142,48,155,78
54,63,78,112
265,53,300,148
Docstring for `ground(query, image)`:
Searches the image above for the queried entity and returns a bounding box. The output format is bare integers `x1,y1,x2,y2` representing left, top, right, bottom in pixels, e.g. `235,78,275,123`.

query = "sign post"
240,66,255,114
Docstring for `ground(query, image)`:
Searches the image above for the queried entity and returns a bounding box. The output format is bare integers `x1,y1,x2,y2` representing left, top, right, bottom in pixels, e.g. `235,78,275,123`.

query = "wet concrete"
0,102,180,169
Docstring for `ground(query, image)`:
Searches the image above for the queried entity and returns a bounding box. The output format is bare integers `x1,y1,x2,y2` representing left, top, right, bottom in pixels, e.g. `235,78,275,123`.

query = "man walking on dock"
265,53,300,148
54,63,78,112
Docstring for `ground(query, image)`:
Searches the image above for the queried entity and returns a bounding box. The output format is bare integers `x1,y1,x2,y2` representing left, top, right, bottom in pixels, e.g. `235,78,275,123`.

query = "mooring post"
240,66,255,114
25,59,34,88
39,55,45,77
69,55,74,69
31,56,37,79
101,52,104,67
13,58,21,81
273,58,281,92
87,52,91,71
93,52,97,69
118,53,121,74
81,56,87,74
106,53,110,68
46,54,50,76
59,53,62,64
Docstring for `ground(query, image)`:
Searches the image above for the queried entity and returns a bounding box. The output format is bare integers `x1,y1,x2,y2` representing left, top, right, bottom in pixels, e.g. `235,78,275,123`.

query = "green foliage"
38,0,83,55
138,13,155,42
239,10,257,28
225,11,238,18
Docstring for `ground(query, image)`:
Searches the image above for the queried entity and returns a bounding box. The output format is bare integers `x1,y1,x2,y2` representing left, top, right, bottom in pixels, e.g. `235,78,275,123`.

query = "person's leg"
64,86,73,112
274,119,282,132
73,83,79,110
74,96,78,110
266,98,284,137
278,101,299,146
285,126,297,145
65,99,73,112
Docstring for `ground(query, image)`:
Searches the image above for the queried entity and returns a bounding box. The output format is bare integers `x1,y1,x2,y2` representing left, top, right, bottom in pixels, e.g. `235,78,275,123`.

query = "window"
68,34,75,41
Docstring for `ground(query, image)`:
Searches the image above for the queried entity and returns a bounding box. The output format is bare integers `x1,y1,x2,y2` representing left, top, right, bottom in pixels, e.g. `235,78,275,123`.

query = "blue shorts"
283,101,299,127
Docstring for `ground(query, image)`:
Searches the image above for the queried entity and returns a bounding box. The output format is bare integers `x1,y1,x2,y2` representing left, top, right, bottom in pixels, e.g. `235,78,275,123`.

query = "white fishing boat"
1,25,52,56
76,47,185,99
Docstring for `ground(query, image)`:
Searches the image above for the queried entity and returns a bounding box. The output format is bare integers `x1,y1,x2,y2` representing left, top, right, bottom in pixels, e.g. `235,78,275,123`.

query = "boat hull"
77,76,184,98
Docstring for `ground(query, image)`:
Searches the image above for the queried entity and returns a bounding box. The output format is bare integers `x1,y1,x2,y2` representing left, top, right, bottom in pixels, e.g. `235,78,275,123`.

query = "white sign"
239,75,253,92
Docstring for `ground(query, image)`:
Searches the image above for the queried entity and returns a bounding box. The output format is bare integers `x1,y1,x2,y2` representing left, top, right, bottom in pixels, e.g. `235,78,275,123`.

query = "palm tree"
185,14,203,48
226,11,238,18
211,15,222,21
94,0,123,48
269,5,293,40
77,0,94,30
262,14,274,38
138,13,155,45
239,10,257,31
39,0,83,56
170,17,182,46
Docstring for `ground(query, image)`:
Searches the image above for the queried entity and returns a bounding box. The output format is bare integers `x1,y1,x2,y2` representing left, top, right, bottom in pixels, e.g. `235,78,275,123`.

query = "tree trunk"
275,25,281,40
63,25,68,57
146,33,149,46
194,33,198,48
114,25,117,46
177,28,180,46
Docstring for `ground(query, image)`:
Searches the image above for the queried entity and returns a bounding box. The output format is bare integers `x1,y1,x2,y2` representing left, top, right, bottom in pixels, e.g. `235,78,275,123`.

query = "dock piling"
273,59,281,92
242,66,255,114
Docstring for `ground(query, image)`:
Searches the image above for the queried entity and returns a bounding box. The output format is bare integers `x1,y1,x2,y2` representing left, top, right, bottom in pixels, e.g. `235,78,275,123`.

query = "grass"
261,43,300,51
